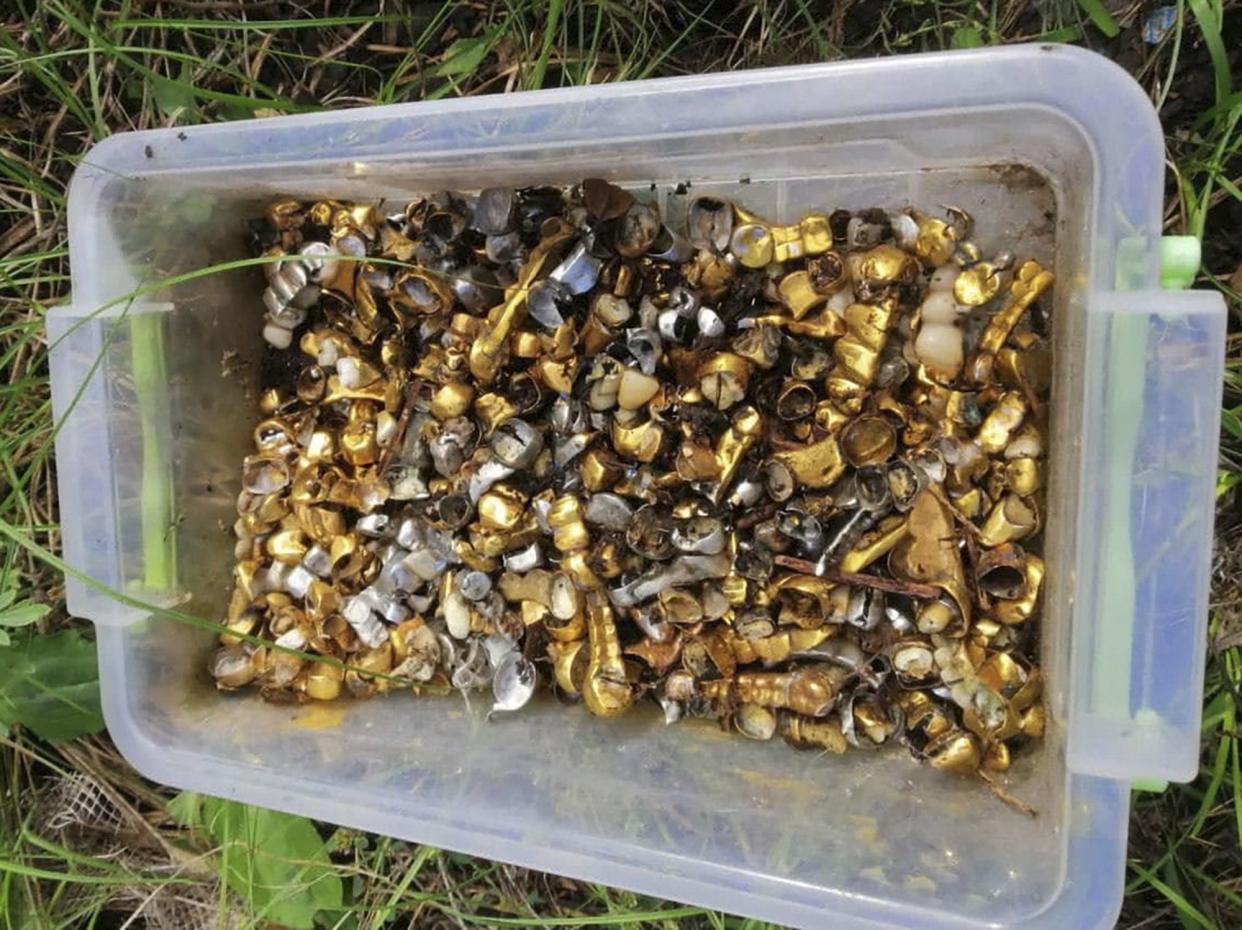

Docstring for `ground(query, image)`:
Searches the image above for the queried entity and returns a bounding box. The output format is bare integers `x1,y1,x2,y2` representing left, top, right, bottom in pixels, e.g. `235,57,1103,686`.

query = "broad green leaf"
951,25,985,48
151,60,198,122
1218,469,1242,498
0,600,49,627
1076,0,1121,37
0,629,103,742
167,790,204,827
1038,26,1083,43
1222,407,1242,439
168,792,343,929
435,28,501,78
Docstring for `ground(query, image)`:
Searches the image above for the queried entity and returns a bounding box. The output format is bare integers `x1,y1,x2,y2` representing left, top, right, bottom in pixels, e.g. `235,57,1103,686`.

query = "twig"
977,769,1038,818
771,554,822,574
830,570,941,599
962,529,986,612
771,554,941,598
733,501,779,530
249,29,275,83
376,381,419,475
308,19,376,69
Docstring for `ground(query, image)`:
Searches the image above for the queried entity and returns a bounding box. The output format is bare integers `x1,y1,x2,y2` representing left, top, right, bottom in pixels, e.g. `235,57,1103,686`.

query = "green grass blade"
528,0,565,90
1076,0,1121,36
1130,861,1218,930
1187,0,1233,106
113,15,409,31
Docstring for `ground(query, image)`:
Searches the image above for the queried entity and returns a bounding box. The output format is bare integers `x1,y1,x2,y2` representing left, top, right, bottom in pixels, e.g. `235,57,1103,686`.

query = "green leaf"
1076,0,1121,37
435,28,501,78
0,601,49,628
950,25,985,48
1188,0,1233,106
1222,407,1242,440
151,60,198,122
167,790,203,827
0,629,103,742
1038,26,1084,43
1217,469,1242,498
169,792,343,929
528,0,565,89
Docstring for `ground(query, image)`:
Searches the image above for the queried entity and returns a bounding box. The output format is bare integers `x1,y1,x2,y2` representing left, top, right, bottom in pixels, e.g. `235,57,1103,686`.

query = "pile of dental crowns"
212,179,1051,780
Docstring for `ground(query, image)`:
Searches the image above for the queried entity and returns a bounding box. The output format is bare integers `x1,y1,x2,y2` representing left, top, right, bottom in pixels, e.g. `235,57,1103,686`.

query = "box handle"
1067,289,1225,782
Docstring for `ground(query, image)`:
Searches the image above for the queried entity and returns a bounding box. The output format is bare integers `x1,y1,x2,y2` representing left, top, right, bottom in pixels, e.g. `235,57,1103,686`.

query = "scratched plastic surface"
49,46,1223,930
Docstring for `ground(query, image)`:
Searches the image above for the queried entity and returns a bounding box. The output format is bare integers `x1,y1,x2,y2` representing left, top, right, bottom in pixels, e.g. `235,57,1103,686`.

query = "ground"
0,2,1239,928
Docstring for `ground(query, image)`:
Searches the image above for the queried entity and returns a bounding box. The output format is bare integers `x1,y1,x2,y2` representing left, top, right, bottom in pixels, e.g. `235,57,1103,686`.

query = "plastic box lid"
49,45,1224,929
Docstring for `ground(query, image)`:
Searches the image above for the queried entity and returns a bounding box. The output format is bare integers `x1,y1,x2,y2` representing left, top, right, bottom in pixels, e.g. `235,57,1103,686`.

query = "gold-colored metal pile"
213,180,1052,779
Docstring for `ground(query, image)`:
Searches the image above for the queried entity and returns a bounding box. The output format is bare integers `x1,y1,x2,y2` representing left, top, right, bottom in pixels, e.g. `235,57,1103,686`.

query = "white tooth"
928,263,959,292
1005,431,1043,459
616,370,661,410
375,411,398,447
919,291,960,325
914,323,963,379
262,321,293,349
826,286,855,313
444,591,472,639
593,294,632,326
698,370,746,410
403,548,441,582
549,573,582,621
274,628,307,651
891,212,920,249
588,374,621,411
337,356,362,389
317,340,340,368
701,584,731,621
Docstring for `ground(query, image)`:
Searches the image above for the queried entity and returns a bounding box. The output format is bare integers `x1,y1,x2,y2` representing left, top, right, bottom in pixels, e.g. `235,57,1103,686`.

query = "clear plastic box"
50,45,1224,929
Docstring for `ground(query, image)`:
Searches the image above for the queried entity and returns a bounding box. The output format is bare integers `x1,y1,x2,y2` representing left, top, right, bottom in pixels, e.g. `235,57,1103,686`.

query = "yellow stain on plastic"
850,814,880,844
738,768,816,798
860,866,889,886
293,705,347,730
904,874,937,894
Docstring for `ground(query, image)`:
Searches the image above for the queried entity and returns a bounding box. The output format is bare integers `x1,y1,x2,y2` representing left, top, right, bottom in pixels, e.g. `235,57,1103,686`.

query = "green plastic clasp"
1160,235,1200,290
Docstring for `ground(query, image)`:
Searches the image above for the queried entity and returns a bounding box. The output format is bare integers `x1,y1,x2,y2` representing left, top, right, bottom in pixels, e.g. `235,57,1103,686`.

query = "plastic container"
50,45,1224,929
